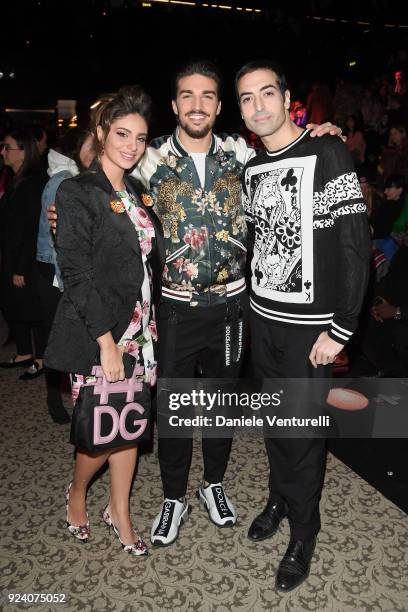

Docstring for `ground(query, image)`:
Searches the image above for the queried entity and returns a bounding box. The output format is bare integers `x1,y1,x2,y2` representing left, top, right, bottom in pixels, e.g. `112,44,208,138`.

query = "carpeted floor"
1,332,408,612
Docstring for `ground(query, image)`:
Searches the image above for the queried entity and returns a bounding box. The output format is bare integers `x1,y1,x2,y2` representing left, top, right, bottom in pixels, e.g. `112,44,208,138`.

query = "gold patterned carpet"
1,335,408,612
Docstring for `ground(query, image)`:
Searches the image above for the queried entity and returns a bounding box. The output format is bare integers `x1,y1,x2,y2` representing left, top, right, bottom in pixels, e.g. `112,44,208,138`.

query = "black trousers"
11,320,44,357
9,262,59,358
251,313,330,540
34,262,64,406
157,294,248,499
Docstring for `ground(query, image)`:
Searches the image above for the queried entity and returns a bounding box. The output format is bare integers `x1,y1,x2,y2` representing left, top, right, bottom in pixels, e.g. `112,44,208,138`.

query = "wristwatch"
394,306,402,320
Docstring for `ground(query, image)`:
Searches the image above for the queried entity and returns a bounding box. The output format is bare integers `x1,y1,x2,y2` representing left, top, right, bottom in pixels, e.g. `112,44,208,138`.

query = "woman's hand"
100,344,125,382
97,332,125,382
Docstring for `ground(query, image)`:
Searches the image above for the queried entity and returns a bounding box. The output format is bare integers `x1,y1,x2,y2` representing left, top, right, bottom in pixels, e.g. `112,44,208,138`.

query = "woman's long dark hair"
58,127,92,172
5,128,41,187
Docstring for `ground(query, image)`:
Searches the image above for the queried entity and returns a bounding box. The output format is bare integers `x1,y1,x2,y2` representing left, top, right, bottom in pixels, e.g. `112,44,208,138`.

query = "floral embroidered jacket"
132,130,254,294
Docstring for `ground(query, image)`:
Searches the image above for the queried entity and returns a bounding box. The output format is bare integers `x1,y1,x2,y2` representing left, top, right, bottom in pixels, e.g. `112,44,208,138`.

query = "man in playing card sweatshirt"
237,60,371,592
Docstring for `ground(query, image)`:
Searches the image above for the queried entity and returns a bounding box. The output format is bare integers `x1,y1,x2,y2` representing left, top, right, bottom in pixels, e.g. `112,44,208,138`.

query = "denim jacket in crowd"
36,150,79,290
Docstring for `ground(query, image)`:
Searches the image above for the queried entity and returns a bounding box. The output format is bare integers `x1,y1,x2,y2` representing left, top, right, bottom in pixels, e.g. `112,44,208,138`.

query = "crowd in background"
248,51,408,379
0,50,407,425
0,125,95,423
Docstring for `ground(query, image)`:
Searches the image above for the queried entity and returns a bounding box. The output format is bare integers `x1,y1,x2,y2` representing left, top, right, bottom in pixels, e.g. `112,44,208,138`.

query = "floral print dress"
71,190,157,405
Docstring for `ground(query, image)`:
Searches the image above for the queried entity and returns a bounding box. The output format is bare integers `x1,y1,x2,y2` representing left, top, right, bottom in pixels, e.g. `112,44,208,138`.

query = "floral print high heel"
65,482,90,542
102,506,147,556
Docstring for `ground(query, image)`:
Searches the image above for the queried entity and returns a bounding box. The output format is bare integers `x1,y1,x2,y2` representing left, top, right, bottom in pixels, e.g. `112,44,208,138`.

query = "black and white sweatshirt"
242,129,371,344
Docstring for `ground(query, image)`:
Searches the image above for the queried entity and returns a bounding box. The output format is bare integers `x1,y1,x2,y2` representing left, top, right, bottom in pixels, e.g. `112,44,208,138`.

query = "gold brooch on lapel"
141,193,153,207
110,199,126,214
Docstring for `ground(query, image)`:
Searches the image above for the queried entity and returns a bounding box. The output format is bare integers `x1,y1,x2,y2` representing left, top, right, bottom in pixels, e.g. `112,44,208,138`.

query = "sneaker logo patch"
154,501,175,537
212,487,233,518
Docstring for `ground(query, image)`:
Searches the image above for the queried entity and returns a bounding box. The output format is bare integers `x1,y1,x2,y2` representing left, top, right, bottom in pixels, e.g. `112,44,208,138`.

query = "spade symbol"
281,169,297,191
255,267,264,286
304,280,311,302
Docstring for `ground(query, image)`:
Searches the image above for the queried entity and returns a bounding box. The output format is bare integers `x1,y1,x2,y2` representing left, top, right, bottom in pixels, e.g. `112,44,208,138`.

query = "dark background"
1,0,407,136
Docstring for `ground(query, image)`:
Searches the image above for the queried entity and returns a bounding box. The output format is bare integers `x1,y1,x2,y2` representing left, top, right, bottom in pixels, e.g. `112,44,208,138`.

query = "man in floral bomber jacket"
132,60,340,547
132,60,252,547
137,130,249,295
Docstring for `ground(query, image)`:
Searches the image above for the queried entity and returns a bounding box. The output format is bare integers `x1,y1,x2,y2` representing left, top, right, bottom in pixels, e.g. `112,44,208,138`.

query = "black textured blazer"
44,163,165,374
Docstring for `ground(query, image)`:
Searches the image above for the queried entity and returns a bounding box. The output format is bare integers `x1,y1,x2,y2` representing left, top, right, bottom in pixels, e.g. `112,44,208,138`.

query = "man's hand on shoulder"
12,274,25,288
47,203,57,234
307,122,346,142
309,331,344,368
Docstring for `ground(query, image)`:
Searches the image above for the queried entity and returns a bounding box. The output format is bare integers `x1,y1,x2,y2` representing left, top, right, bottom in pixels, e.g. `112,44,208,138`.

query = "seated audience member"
392,190,408,234
360,229,408,376
378,125,408,183
357,166,381,218
370,174,406,259
385,94,408,130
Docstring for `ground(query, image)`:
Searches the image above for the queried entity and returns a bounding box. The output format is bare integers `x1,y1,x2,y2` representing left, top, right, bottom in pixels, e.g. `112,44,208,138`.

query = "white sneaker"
150,498,191,546
197,483,236,527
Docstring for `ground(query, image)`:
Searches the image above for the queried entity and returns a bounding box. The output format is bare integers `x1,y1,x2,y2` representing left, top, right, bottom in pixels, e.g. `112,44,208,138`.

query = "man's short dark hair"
235,60,288,100
172,60,223,100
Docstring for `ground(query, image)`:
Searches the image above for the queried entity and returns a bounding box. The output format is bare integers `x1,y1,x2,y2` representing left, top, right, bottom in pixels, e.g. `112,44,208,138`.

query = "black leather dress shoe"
19,361,44,380
0,356,33,368
247,498,288,542
276,537,316,592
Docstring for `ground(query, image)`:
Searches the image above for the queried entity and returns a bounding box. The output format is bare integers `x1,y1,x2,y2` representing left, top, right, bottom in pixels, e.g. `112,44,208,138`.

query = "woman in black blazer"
45,86,164,556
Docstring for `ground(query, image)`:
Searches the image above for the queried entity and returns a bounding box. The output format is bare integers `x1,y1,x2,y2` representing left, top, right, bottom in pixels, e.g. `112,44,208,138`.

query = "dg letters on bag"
70,354,151,452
